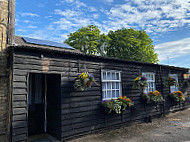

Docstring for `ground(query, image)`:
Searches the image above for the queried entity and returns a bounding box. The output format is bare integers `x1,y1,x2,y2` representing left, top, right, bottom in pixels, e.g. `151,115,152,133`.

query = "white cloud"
54,9,80,18
65,0,75,3
102,0,190,35
75,0,87,8
89,7,97,12
93,14,99,19
23,20,30,23
155,37,190,63
17,29,27,32
61,33,68,39
28,25,37,29
105,0,114,3
20,12,39,17
52,1,100,33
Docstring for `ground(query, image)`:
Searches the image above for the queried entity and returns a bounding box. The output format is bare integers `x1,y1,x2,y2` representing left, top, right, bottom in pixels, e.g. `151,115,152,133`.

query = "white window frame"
169,74,178,93
101,70,122,100
142,72,156,93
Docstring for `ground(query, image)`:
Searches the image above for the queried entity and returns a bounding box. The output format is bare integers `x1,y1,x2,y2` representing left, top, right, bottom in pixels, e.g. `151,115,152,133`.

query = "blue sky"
15,0,190,68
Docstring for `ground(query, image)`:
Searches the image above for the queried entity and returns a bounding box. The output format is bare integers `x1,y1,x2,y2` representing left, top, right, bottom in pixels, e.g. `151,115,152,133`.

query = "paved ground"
31,138,52,142
29,134,59,142
30,108,190,142
69,108,190,142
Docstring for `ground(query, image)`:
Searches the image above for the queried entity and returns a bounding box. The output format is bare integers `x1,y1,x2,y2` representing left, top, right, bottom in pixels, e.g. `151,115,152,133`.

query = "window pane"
175,86,178,91
150,75,153,80
101,71,121,100
102,91,106,99
112,82,116,89
102,82,106,90
151,82,153,87
143,73,155,93
112,90,116,98
107,82,111,89
116,73,119,80
112,73,116,80
169,74,178,93
107,91,111,98
116,83,119,89
151,88,154,92
116,90,119,97
103,72,106,80
107,72,111,80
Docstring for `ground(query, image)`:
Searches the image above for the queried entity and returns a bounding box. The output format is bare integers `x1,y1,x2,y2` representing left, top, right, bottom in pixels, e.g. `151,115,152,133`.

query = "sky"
15,0,190,68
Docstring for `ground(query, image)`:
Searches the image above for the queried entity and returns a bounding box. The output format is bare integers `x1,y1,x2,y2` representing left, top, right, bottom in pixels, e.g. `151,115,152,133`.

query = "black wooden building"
5,36,189,142
0,1,190,142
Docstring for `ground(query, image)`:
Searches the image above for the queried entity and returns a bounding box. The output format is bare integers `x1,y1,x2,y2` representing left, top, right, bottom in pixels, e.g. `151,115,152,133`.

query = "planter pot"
86,80,93,87
171,100,180,106
82,78,89,86
169,82,175,86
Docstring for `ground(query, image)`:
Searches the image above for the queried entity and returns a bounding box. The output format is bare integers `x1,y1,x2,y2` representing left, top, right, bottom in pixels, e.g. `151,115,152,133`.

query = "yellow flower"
177,91,183,98
154,90,160,96
134,77,139,81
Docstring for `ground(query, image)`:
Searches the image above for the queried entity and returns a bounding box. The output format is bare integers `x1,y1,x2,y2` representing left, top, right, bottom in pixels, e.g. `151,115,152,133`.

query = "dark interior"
28,73,61,139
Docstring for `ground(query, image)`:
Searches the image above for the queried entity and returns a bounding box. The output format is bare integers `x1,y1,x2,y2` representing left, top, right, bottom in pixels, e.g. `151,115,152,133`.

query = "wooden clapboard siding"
11,48,190,142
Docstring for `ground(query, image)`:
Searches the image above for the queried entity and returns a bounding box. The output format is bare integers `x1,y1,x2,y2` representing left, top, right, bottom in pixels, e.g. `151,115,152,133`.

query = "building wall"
0,0,9,51
12,48,190,142
0,0,15,141
0,51,9,142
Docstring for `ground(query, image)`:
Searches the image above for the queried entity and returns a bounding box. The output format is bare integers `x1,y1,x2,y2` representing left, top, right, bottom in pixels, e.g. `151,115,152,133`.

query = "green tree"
64,25,109,55
106,28,158,63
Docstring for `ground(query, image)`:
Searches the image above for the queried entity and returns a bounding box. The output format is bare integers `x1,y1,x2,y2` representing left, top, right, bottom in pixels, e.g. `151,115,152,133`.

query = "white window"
169,74,178,93
142,72,156,93
101,70,121,100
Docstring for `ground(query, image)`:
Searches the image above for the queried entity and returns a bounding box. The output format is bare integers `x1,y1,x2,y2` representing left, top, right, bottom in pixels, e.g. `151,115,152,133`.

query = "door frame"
27,72,61,140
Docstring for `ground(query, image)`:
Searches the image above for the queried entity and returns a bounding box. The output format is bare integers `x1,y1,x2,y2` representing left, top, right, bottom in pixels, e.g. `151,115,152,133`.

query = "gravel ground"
69,108,190,142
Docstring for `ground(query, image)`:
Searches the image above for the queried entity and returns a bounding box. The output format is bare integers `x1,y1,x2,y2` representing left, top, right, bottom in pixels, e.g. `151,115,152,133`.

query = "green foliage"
101,96,134,114
106,28,158,63
101,99,123,114
64,25,109,55
65,26,158,63
142,90,164,104
164,76,179,87
133,75,148,90
169,91,185,102
74,72,95,91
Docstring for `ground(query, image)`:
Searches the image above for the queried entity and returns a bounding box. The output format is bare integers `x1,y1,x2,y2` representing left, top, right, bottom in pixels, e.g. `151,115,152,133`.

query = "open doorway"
28,73,61,140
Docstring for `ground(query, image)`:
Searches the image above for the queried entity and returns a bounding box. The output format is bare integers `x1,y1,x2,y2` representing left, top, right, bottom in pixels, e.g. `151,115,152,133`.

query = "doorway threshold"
29,134,60,142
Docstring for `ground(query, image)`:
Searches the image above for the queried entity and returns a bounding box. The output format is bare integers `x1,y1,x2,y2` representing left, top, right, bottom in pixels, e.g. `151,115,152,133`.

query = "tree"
64,25,109,56
106,28,158,63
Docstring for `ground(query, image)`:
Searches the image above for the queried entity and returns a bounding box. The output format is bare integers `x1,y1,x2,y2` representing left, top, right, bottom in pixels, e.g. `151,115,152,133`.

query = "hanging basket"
165,76,179,87
133,75,148,90
74,72,96,91
86,80,93,87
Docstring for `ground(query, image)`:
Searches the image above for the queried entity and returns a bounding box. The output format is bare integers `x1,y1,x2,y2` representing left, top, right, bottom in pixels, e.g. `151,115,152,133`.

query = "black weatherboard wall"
11,46,190,142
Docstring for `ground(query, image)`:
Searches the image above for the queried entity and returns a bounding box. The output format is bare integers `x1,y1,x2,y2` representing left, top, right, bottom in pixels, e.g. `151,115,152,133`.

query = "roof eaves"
10,45,189,71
